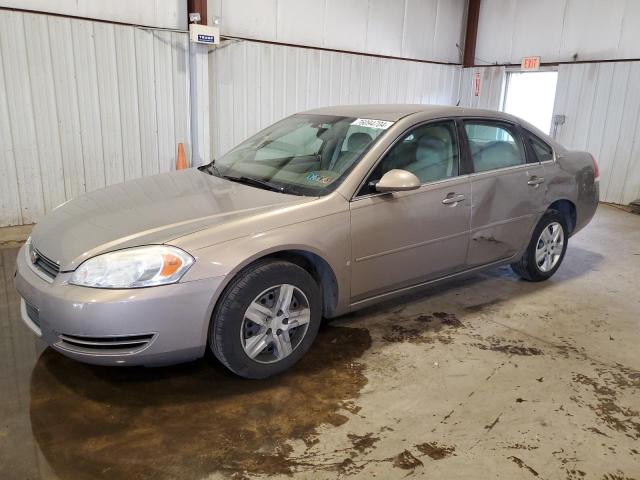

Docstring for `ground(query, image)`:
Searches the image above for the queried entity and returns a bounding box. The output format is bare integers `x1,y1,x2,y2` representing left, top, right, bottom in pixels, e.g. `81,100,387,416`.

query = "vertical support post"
187,0,210,166
188,41,210,166
187,0,208,25
463,0,481,68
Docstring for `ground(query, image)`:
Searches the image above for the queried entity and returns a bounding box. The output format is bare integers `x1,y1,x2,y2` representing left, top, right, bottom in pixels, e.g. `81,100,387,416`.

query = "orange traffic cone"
176,143,188,170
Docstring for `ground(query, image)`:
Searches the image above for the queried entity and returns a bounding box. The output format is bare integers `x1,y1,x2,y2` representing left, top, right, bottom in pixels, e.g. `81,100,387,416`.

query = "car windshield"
202,114,391,196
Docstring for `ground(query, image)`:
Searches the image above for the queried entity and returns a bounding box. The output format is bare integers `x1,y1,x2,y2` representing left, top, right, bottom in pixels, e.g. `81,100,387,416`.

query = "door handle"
442,193,465,205
527,176,545,186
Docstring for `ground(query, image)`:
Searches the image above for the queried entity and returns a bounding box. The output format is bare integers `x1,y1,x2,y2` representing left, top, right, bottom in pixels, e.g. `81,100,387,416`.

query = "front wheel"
209,260,322,379
511,210,568,282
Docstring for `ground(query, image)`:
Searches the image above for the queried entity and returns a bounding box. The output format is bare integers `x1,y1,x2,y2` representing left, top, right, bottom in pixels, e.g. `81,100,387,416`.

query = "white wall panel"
73,19,106,193
553,62,640,205
510,0,565,62
559,0,625,63
114,26,143,182
94,23,125,187
48,16,86,200
0,10,192,227
458,66,505,110
365,0,404,57
0,37,22,227
432,0,466,64
475,0,640,65
276,0,325,47
0,11,45,225
210,0,465,64
324,0,368,53
0,0,187,30
22,13,67,214
209,40,462,158
402,0,437,67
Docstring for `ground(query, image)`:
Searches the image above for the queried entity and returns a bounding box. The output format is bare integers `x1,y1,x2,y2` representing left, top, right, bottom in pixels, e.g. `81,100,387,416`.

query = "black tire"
209,259,322,379
511,209,569,282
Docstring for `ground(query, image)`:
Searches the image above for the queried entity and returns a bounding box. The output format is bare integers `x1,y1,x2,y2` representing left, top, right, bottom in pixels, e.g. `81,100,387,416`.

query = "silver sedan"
14,105,599,378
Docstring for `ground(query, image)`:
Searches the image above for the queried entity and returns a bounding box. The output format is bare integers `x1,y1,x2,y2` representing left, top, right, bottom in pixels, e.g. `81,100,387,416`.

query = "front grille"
57,333,155,353
30,245,60,279
24,301,40,328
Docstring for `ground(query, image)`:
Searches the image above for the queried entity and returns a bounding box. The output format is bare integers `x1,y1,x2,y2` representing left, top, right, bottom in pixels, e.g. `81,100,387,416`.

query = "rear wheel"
511,210,568,282
209,260,321,379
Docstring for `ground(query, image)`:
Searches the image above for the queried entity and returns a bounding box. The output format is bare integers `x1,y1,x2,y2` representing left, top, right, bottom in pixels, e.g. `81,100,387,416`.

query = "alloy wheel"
240,284,311,364
535,221,564,272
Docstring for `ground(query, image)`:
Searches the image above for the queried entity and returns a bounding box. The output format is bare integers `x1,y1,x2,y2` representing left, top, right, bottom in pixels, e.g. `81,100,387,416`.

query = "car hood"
30,169,312,270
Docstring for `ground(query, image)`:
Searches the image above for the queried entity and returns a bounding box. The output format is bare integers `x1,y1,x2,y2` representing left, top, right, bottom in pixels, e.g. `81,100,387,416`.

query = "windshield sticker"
351,118,395,130
306,172,333,184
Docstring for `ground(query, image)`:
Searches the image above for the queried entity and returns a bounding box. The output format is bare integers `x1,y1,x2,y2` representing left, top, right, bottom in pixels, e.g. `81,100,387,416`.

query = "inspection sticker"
351,118,394,130
306,172,333,184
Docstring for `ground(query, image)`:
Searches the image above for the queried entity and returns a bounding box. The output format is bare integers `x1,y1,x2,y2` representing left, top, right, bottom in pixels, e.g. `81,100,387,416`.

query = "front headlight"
69,245,194,288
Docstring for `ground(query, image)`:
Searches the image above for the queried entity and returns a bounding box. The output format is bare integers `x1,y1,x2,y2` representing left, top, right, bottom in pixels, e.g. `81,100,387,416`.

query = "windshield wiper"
198,160,223,177
224,175,286,193
200,160,304,195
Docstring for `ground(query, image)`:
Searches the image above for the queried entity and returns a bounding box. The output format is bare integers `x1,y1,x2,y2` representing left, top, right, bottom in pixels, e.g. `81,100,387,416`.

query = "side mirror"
374,169,421,193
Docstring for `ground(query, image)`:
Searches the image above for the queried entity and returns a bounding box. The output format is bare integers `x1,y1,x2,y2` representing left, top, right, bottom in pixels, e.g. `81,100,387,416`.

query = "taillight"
591,155,600,181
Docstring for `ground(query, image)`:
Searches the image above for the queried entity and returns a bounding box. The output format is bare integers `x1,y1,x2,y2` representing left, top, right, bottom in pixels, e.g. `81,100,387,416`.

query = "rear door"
463,119,547,267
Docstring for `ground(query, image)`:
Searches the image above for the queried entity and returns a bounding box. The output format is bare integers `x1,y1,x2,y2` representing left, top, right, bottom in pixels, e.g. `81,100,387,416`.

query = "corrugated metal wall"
0,10,191,227
209,40,462,157
475,0,640,65
458,66,505,110
553,62,640,205
210,0,466,64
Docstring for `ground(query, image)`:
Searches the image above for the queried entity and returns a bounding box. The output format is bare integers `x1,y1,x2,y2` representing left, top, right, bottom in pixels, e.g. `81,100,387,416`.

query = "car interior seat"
473,141,521,172
331,131,373,173
404,126,454,182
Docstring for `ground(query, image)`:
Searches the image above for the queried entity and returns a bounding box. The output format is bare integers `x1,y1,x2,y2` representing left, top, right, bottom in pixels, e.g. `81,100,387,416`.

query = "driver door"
349,120,471,303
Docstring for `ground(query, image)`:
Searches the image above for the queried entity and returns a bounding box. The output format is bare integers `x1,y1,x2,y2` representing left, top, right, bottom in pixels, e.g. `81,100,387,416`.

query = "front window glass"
464,122,525,172
204,114,390,196
359,120,459,196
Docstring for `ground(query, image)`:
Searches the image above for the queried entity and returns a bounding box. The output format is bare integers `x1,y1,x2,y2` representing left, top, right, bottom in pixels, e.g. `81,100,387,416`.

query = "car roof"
304,103,521,122
302,104,554,143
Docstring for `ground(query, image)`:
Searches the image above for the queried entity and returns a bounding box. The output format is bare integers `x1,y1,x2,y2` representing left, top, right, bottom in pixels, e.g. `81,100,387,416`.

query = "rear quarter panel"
543,149,599,235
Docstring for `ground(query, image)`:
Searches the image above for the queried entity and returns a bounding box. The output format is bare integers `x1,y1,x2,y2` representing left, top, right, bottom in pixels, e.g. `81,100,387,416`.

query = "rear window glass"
528,134,554,162
464,122,525,173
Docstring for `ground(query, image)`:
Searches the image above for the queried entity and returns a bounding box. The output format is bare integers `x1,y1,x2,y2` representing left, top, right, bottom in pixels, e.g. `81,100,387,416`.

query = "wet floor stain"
414,442,455,460
347,432,380,453
602,472,636,480
381,311,463,344
507,443,539,451
571,368,640,439
28,324,372,480
508,455,539,476
566,468,587,479
281,425,429,477
472,336,544,356
464,298,504,312
392,449,423,470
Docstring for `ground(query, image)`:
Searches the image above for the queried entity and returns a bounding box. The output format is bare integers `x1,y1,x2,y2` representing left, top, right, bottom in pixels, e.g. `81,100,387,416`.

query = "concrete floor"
1,204,639,480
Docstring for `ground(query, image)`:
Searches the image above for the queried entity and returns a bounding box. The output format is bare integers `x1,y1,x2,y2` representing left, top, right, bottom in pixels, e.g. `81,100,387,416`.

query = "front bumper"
14,244,225,366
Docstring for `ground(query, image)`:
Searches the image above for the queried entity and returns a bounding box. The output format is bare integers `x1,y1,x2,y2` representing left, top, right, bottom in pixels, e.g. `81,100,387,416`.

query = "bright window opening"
502,71,558,134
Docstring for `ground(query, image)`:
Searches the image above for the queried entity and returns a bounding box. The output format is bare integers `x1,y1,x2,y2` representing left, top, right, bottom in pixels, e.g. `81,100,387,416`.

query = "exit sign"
521,56,541,71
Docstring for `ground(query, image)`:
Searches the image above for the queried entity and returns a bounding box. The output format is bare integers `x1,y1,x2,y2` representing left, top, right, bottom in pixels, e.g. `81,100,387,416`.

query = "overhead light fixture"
189,12,201,24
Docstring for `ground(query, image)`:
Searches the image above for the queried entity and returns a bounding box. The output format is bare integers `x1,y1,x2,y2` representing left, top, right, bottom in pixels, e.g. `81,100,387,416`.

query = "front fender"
179,211,352,316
